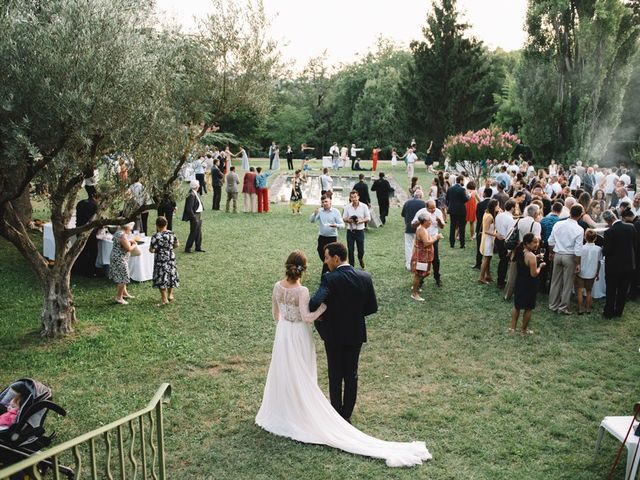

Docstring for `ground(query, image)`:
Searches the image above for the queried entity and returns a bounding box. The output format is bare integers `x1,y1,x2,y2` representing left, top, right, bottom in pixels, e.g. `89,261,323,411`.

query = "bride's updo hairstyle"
285,250,307,281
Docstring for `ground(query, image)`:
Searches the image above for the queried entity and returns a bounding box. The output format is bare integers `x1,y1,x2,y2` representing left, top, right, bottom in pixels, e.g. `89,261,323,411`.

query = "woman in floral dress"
149,216,180,305
410,215,441,302
109,222,137,305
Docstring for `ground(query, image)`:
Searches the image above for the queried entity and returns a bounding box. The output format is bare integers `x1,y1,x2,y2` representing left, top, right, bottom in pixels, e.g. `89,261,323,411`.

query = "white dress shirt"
548,218,583,256
495,211,516,239
411,207,444,236
517,216,542,241
343,202,370,230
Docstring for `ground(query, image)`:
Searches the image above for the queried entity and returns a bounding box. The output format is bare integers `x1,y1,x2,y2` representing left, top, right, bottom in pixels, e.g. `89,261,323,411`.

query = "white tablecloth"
96,236,154,282
43,225,154,282
592,260,606,299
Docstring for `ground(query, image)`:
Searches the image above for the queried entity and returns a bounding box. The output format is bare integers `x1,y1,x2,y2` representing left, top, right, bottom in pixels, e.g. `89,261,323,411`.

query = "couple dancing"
255,242,431,467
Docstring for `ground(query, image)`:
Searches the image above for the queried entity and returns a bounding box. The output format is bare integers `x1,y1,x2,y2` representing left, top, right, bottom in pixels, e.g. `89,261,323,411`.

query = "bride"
255,250,432,467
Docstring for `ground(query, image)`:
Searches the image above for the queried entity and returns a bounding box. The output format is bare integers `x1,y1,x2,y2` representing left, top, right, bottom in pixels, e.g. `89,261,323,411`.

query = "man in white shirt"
547,204,585,314
411,200,445,287
310,195,345,275
319,168,334,196
619,168,631,187
404,147,417,179
350,144,364,170
569,168,581,194
549,176,562,197
192,155,207,195
495,199,516,288
631,193,640,217
343,190,371,269
604,169,619,203
329,142,340,170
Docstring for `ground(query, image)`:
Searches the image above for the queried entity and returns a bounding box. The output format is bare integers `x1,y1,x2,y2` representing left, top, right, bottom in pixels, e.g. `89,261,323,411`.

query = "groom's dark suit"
310,264,378,421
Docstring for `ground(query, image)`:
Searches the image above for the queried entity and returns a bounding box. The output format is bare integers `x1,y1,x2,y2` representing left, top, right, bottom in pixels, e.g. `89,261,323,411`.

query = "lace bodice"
272,282,326,323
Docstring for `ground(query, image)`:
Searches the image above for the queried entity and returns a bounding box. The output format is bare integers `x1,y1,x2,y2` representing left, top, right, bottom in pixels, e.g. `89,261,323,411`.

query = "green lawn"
1,159,638,479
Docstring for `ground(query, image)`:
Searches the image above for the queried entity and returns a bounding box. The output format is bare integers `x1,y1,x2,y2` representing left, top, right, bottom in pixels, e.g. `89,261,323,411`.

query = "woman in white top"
256,250,432,467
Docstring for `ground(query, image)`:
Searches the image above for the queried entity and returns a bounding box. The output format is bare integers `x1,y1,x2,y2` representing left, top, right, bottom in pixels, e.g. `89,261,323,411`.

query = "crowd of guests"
402,159,639,332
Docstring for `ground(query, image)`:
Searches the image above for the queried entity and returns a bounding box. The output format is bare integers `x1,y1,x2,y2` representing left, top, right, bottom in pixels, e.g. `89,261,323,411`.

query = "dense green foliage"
514,0,640,163
1,161,638,478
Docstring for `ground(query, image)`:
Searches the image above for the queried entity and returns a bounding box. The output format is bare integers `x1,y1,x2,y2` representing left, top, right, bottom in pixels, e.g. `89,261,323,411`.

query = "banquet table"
43,225,154,282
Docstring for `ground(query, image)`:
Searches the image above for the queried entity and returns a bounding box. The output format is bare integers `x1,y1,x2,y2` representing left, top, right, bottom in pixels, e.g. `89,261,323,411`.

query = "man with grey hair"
547,204,585,314
182,179,205,253
401,189,426,270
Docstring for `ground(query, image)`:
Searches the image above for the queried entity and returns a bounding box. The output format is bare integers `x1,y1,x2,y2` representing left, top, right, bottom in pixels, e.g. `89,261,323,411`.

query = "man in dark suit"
309,242,378,423
473,187,493,269
182,180,205,253
445,175,469,248
352,174,371,207
72,192,101,277
602,210,636,318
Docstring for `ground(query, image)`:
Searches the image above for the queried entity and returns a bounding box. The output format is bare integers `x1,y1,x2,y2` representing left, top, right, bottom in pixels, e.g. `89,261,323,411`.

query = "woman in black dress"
149,216,180,305
510,232,546,335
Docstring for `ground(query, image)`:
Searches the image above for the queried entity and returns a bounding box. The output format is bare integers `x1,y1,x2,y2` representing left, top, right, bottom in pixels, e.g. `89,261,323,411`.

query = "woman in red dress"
465,180,480,240
371,147,381,171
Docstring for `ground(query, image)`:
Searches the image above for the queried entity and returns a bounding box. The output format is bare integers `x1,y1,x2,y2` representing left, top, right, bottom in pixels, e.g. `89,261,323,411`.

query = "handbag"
504,219,521,251
416,262,428,271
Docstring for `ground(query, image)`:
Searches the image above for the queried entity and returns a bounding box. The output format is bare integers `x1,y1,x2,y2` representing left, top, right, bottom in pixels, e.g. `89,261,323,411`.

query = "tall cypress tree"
400,0,493,153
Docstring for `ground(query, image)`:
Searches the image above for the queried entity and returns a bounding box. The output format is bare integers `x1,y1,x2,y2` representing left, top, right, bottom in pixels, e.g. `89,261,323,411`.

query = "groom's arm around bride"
309,242,377,422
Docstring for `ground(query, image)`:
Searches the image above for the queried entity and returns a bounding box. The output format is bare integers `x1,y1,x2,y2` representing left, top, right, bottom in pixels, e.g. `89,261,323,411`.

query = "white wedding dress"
255,282,432,467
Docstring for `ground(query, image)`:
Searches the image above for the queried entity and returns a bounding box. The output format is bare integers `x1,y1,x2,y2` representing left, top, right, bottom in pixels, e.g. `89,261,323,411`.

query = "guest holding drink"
510,233,546,334
149,216,180,306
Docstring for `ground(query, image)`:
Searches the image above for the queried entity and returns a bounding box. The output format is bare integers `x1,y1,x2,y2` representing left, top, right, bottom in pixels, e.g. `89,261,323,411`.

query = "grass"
1,159,638,479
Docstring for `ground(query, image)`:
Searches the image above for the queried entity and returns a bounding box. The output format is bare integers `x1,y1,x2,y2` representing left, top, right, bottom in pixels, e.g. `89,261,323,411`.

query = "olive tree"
0,0,279,337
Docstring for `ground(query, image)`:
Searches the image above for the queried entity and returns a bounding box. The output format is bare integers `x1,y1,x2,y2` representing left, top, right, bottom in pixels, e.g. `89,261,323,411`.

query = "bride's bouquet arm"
299,288,327,323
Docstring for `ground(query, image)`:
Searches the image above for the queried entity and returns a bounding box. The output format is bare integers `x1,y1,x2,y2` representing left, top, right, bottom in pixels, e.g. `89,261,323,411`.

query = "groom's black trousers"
324,343,361,420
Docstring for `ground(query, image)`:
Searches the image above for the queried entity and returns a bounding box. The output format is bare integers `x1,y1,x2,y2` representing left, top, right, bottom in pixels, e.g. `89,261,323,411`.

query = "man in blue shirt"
310,195,345,274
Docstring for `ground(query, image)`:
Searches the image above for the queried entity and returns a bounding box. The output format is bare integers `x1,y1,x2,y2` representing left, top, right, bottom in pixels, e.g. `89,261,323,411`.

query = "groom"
309,242,378,423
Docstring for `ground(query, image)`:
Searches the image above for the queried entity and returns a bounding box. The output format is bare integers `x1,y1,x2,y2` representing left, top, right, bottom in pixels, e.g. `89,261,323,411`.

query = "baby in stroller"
0,379,69,477
0,387,23,428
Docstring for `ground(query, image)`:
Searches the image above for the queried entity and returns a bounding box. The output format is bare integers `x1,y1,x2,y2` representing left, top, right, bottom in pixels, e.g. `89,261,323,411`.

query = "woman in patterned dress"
410,215,441,302
149,216,180,306
109,222,137,305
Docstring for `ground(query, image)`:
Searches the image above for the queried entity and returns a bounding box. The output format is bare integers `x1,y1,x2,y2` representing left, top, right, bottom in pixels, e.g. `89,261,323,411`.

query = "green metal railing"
0,383,171,480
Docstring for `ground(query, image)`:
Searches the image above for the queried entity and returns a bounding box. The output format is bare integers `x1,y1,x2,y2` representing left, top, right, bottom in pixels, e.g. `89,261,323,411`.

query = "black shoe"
460,246,465,249
471,265,480,270
435,278,442,287
358,258,365,269
184,249,192,253
195,249,206,253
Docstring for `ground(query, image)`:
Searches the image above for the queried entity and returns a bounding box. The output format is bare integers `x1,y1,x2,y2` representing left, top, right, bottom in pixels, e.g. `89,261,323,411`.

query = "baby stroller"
0,379,72,479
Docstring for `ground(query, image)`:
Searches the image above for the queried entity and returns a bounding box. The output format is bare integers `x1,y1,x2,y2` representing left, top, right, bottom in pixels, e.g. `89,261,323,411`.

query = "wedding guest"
602,209,637,318
547,204,585,315
289,169,305,215
446,175,469,249
319,168,334,197
343,190,370,269
193,154,207,195
73,192,100,277
504,204,542,300
465,181,480,241
472,188,493,270
495,199,516,289
371,172,394,225
157,193,177,231
255,167,271,213
225,166,240,213
210,158,224,211
408,176,420,198
182,179,205,253
575,229,601,315
410,214,441,301
401,190,426,270
479,200,499,284
285,144,294,170
353,174,372,207
310,195,345,275
510,233,545,334
242,167,258,213
149,216,179,306
493,181,509,210
109,222,137,305
582,200,602,227
621,208,640,299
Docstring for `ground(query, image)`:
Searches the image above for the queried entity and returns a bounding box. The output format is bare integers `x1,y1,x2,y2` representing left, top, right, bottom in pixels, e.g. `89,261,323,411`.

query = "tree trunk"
41,267,76,337
11,188,32,228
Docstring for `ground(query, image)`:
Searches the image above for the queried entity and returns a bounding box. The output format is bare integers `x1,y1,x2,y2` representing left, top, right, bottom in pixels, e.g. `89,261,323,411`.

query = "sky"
155,0,528,69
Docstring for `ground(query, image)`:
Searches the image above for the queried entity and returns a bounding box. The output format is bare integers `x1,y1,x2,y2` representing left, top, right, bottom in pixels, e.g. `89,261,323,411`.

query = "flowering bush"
443,128,520,163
